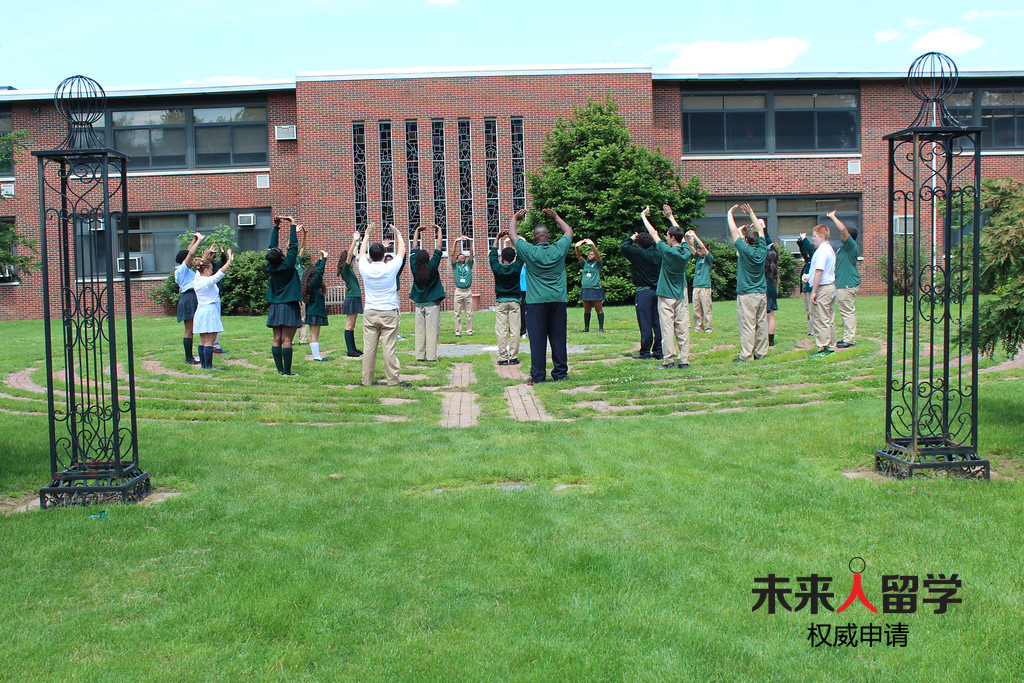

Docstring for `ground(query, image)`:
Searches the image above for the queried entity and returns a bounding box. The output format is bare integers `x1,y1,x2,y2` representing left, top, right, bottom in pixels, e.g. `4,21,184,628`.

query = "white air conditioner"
237,213,257,227
117,256,143,273
0,265,15,278
0,183,14,198
274,125,297,141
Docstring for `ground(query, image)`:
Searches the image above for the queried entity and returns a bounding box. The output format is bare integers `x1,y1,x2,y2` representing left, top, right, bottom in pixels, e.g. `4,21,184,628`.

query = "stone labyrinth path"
3,336,1020,428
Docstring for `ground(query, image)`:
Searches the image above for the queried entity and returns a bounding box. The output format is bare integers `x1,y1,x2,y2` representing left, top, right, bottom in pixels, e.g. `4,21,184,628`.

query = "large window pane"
725,111,765,151
114,129,151,166
682,95,722,110
815,93,857,109
150,128,186,166
775,94,813,109
113,109,185,126
775,111,815,150
684,112,725,152
816,110,857,149
983,111,1016,148
195,126,231,166
194,106,266,123
0,113,13,174
232,126,268,164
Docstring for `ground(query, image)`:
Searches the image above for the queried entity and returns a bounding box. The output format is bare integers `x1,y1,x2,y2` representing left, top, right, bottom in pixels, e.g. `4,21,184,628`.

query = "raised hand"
513,208,527,221
662,204,674,218
799,232,807,240
641,206,650,217
739,203,755,217
542,208,559,219
827,210,837,220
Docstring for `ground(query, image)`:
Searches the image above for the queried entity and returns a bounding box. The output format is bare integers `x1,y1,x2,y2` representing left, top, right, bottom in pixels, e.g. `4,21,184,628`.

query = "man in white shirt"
808,223,837,358
358,222,410,387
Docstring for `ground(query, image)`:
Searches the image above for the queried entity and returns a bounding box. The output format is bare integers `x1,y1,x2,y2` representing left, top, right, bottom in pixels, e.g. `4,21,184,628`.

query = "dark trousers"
519,292,527,334
635,288,663,358
525,301,568,383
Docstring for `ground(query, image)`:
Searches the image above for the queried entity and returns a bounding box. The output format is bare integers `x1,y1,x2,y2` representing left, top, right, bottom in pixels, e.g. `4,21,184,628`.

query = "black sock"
184,337,193,362
597,312,605,331
272,346,283,373
345,329,356,355
203,346,215,368
584,310,591,330
197,345,207,369
282,347,293,375
769,334,775,346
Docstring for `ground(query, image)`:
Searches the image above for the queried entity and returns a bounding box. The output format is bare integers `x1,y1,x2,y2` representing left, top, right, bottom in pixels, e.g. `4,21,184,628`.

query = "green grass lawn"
1,296,1022,681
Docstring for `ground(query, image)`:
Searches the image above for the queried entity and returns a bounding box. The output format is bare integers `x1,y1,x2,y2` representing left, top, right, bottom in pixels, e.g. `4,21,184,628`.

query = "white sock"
310,342,321,360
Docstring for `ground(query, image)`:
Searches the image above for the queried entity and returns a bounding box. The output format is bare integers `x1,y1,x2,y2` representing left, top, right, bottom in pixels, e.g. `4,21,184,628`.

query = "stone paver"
440,391,480,428
504,384,555,422
449,362,476,388
5,368,46,394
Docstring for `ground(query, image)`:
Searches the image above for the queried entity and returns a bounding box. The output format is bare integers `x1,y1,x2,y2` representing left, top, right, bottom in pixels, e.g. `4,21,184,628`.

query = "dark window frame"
946,87,1024,150
681,89,861,154
0,109,14,175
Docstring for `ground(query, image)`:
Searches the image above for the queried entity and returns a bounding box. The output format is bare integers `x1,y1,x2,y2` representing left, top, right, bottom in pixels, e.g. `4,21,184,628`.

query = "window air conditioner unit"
0,265,15,278
117,256,143,273
274,125,297,141
893,216,913,235
237,213,257,227
0,183,14,198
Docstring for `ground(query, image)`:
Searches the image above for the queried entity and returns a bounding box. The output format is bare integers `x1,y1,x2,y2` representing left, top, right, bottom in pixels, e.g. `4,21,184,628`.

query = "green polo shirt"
340,262,361,299
692,252,714,289
305,258,328,318
266,224,302,304
489,248,522,302
734,235,768,295
515,234,571,304
835,238,861,289
453,259,473,290
620,238,661,291
655,240,691,300
581,260,602,289
409,248,445,306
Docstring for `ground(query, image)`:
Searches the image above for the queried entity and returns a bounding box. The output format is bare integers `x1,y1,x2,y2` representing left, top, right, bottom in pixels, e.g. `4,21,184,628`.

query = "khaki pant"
836,286,858,344
658,295,691,365
453,288,473,336
414,304,441,361
297,301,308,343
692,287,712,332
362,309,401,386
736,293,769,361
802,291,814,334
812,284,837,351
494,301,521,361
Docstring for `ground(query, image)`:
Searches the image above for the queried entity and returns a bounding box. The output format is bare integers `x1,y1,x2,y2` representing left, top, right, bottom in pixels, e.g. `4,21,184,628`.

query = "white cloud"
961,9,1024,20
905,17,928,27
875,29,902,43
652,37,810,72
912,28,985,55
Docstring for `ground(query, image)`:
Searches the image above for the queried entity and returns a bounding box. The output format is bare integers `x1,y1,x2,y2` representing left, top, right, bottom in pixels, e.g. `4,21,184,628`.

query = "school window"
0,111,13,175
74,209,272,278
682,90,859,154
0,217,16,281
945,89,1024,149
694,195,861,252
90,102,269,169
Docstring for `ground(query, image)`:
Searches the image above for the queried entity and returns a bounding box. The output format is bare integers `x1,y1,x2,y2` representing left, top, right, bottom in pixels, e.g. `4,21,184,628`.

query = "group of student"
171,205,860,383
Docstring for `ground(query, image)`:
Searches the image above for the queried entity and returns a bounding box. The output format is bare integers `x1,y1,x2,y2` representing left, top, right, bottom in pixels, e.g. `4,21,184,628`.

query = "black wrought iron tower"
33,76,150,507
876,53,989,479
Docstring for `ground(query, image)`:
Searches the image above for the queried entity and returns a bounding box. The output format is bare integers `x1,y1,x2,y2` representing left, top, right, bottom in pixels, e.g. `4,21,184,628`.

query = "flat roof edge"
0,79,297,103
297,64,652,82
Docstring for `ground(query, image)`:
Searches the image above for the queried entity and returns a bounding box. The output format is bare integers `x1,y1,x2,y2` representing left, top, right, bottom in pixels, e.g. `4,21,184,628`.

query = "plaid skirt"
305,314,328,326
176,289,198,322
342,297,363,315
266,302,303,328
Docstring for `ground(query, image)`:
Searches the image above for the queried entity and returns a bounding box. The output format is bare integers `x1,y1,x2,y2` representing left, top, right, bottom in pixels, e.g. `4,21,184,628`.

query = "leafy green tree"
0,130,38,279
974,178,1024,358
526,97,708,304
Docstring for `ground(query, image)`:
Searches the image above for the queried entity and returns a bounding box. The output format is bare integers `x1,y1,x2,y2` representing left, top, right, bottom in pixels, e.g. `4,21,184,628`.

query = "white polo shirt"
359,254,405,310
810,241,836,286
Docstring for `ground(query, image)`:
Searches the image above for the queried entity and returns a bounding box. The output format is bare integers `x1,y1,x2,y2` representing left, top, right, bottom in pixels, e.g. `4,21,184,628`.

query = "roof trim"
653,70,1024,81
0,79,296,103
297,64,652,82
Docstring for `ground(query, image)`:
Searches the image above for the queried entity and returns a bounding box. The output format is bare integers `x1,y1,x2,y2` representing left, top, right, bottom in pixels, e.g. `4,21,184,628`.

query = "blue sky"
3,0,1023,91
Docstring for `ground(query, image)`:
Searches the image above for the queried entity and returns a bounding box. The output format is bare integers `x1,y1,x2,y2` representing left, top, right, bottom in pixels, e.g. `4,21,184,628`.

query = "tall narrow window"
432,120,447,251
457,119,473,241
511,117,526,213
405,120,421,243
0,112,13,175
352,122,367,231
379,121,394,243
484,118,500,239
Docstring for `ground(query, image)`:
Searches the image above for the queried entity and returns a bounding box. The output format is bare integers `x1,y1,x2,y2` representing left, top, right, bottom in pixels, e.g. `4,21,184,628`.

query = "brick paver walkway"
440,363,480,427
504,384,555,422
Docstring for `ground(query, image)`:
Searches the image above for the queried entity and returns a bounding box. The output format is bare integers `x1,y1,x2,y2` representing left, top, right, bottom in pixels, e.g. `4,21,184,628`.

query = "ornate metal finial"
907,52,963,127
54,75,107,149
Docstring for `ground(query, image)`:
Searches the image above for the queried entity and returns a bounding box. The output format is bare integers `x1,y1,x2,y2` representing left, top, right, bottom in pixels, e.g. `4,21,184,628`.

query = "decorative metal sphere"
907,52,958,102
53,75,106,126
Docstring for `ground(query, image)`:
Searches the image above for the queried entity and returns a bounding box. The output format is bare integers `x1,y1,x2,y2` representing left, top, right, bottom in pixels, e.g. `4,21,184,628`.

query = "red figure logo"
836,556,878,614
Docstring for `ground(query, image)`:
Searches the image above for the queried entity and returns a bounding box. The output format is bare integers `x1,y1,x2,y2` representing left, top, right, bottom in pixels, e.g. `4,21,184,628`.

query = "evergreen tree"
525,97,707,304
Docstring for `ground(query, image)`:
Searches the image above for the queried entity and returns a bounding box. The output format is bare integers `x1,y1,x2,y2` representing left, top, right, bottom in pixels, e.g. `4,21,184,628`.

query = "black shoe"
281,372,299,376
509,358,520,365
630,353,652,359
733,357,748,363
396,381,412,388
581,328,589,333
657,363,674,369
347,351,361,357
498,360,510,366
678,363,689,369
753,354,764,360
837,341,854,348
652,354,664,360
186,358,200,365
